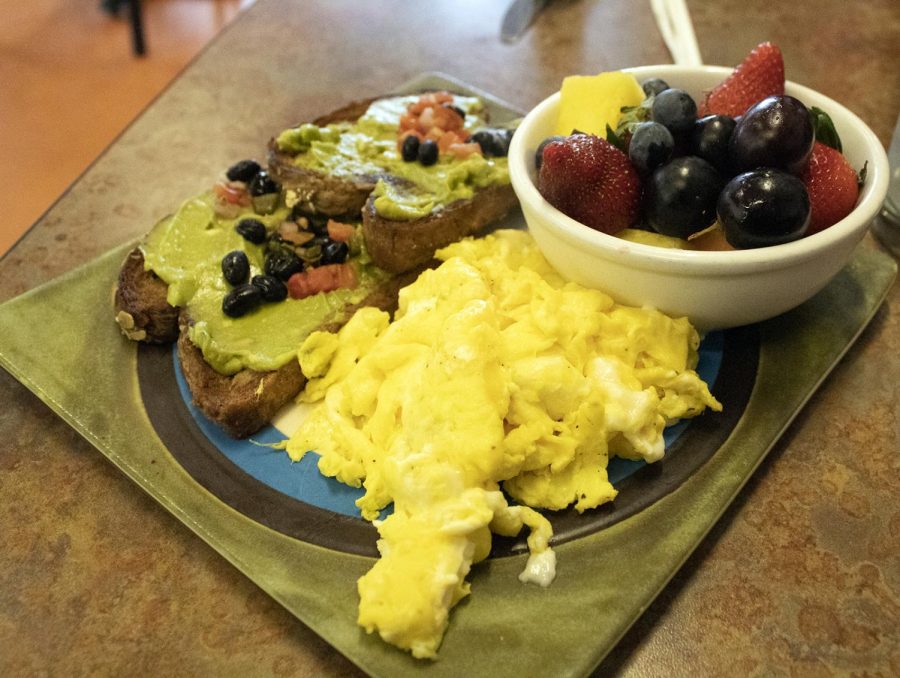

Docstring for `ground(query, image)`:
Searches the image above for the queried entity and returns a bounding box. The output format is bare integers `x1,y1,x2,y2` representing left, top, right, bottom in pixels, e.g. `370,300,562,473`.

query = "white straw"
650,0,703,66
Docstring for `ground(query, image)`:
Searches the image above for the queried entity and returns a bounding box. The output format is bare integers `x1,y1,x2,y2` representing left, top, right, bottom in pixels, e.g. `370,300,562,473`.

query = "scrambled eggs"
284,230,721,659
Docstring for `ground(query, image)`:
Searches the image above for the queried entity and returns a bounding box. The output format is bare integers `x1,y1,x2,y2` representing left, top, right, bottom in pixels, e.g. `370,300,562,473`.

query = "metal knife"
872,114,900,257
501,0,551,43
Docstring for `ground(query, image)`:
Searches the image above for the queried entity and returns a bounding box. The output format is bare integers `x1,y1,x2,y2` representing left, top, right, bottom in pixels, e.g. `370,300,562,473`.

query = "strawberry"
537,135,641,235
699,42,785,117
800,141,860,235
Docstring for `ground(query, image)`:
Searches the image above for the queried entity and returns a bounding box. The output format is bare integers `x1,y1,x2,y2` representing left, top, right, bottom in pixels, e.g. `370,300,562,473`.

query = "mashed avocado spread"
140,194,388,375
275,95,510,220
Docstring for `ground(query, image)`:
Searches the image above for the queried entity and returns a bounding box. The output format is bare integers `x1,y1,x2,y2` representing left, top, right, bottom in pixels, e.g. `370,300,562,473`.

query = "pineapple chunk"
555,72,645,137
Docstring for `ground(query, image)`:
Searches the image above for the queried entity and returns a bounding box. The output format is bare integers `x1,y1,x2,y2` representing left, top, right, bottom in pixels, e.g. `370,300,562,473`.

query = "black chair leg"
129,0,146,56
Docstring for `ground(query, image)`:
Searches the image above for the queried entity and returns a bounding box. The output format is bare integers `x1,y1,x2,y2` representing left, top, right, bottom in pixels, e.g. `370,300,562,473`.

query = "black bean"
418,139,439,166
320,240,349,265
471,130,497,156
401,134,420,162
264,250,304,281
251,274,288,302
235,218,267,244
222,284,263,318
225,159,261,183
248,170,280,196
443,104,467,121
307,214,330,236
221,250,250,285
299,234,331,249
472,128,512,157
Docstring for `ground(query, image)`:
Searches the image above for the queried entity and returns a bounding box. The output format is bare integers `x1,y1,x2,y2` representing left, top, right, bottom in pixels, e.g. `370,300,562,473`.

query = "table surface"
2,0,898,674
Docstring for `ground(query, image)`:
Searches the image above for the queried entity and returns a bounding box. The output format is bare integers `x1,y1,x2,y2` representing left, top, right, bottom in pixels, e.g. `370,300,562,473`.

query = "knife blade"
501,0,550,43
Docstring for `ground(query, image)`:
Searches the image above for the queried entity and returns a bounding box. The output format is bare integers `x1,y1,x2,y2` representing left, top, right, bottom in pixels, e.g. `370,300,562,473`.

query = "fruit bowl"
508,65,890,330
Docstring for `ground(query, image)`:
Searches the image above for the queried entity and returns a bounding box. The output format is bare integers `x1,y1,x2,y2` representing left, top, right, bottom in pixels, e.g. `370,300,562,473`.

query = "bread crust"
361,182,519,274
176,314,307,438
114,247,179,343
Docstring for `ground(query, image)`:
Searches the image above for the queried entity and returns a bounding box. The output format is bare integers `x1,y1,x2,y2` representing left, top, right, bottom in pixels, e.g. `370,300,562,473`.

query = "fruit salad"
535,43,865,250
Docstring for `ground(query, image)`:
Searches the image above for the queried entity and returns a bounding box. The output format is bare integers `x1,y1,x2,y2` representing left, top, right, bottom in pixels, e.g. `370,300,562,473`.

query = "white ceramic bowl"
508,65,890,330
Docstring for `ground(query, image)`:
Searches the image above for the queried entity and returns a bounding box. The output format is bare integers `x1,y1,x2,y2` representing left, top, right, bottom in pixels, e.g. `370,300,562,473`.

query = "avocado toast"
115,91,518,438
269,91,519,273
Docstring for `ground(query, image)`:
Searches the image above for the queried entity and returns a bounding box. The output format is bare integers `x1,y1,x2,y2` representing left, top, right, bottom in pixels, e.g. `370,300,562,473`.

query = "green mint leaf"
810,106,843,153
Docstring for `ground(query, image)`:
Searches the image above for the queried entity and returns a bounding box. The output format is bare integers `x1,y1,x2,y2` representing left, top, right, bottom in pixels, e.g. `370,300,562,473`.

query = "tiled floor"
0,0,255,256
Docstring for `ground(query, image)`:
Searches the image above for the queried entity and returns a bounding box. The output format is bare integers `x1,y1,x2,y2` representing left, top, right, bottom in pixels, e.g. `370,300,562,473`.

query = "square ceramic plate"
0,74,896,677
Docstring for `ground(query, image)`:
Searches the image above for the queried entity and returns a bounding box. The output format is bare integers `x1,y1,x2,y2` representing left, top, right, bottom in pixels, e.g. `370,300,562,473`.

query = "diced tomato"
398,91,466,161
326,219,356,243
438,130,471,153
431,105,464,131
418,106,436,130
409,91,454,115
447,142,482,159
287,264,358,300
213,180,251,206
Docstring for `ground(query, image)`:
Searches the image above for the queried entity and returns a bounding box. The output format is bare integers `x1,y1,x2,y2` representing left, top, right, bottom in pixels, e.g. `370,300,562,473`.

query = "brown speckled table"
2,0,898,675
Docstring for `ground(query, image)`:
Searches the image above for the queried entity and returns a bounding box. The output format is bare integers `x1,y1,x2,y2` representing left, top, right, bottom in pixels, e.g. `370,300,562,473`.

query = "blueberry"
535,135,565,170
248,170,280,196
225,159,261,183
690,115,737,174
235,218,267,244
642,78,670,97
222,284,263,318
718,168,810,248
401,135,420,162
320,240,349,265
627,122,674,174
221,250,250,286
264,250,304,281
645,156,724,239
651,88,698,134
251,274,288,302
418,139,439,166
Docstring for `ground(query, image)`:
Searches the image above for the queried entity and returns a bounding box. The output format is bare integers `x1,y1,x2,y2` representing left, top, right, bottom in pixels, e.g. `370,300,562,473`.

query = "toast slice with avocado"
115,90,518,438
269,90,518,273
114,176,401,438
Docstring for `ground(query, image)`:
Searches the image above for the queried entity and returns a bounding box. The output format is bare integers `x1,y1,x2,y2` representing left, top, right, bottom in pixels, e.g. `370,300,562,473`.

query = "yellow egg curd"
284,229,721,659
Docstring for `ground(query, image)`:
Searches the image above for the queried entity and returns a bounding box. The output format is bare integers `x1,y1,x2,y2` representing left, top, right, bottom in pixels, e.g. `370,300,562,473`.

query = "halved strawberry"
537,134,641,235
800,142,860,235
699,42,785,117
